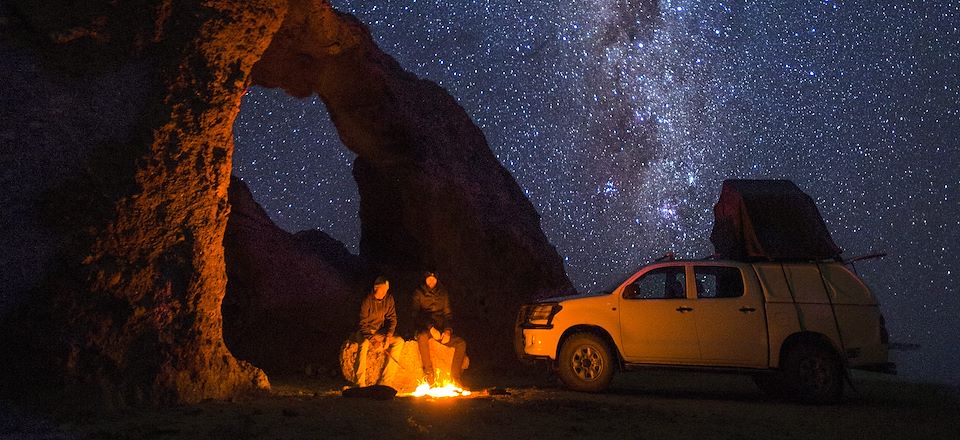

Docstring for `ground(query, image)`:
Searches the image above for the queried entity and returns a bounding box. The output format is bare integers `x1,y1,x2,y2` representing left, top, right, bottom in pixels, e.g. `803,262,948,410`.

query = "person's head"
424,271,438,289
372,276,390,299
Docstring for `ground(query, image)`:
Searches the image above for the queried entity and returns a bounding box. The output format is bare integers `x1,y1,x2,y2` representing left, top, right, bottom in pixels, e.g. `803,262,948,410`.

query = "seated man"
356,276,404,387
412,271,467,386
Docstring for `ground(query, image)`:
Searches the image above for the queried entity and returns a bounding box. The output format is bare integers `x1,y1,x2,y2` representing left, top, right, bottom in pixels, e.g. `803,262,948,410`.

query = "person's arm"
358,296,375,339
384,296,397,338
442,289,454,333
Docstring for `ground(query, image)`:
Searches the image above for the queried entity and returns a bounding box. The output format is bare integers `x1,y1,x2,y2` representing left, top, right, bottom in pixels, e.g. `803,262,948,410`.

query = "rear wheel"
557,333,615,392
783,343,843,404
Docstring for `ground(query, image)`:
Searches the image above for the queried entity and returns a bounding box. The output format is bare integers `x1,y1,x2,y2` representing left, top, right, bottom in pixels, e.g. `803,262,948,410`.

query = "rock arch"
244,1,573,372
0,0,570,407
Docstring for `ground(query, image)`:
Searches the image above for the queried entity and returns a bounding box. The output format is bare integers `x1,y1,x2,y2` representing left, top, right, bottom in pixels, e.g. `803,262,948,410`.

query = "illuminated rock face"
223,177,364,374
0,0,284,407
1,0,570,408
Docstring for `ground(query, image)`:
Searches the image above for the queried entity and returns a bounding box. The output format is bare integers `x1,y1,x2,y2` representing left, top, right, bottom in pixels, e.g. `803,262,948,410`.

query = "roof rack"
843,252,887,264
654,252,675,262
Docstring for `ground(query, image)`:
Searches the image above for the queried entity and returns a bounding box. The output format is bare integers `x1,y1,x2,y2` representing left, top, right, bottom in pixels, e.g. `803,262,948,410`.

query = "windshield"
588,268,638,294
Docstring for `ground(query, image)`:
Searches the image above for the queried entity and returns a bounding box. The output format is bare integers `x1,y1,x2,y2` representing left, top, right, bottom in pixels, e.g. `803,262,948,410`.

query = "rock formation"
1,0,571,409
0,0,285,407
223,177,364,375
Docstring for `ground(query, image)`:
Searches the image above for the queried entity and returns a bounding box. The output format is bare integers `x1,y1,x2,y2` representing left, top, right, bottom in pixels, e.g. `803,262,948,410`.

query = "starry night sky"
233,1,959,384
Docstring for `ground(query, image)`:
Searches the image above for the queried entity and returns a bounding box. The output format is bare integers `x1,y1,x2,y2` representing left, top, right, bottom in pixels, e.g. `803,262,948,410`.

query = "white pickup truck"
516,258,894,403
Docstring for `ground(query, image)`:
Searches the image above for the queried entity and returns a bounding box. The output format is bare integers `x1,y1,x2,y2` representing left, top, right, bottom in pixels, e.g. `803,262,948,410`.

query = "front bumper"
514,327,562,360
515,303,564,361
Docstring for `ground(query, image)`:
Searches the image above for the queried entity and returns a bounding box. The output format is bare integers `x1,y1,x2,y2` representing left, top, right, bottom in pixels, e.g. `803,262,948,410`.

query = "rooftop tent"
710,179,843,261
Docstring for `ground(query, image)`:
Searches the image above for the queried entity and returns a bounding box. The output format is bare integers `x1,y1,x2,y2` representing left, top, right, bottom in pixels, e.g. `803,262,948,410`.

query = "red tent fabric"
710,179,843,261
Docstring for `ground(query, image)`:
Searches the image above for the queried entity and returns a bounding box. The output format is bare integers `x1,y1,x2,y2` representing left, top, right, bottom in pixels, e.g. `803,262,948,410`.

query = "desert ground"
3,370,958,440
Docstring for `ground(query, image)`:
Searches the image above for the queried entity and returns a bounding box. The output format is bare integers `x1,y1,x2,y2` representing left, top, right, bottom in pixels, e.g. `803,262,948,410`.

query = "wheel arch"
776,331,845,369
556,325,622,370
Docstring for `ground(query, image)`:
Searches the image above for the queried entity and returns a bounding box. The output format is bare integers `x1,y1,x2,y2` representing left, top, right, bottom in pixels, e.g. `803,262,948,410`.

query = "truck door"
691,264,768,367
618,264,700,363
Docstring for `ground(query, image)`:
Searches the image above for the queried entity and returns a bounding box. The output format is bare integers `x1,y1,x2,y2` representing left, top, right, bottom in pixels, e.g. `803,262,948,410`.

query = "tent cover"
710,179,843,261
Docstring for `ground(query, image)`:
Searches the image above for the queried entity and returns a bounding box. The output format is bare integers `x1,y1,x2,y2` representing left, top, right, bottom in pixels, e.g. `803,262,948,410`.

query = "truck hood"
537,291,611,303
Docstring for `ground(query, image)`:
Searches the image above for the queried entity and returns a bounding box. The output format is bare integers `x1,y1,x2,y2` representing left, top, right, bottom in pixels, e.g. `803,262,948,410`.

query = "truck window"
694,266,744,298
623,266,686,299
819,263,876,305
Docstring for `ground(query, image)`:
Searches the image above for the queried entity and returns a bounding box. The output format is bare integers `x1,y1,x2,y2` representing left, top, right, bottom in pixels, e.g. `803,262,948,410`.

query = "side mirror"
622,284,639,299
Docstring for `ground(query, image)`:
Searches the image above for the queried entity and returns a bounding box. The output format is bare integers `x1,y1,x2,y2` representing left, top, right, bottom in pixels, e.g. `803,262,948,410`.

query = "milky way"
234,1,959,384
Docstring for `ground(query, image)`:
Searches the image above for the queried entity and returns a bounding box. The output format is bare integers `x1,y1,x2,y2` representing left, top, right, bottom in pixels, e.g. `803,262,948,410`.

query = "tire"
782,343,843,404
557,333,615,392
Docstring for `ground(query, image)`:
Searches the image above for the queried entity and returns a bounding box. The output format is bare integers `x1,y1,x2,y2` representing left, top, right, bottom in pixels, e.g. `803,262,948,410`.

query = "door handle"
739,307,756,313
675,306,693,312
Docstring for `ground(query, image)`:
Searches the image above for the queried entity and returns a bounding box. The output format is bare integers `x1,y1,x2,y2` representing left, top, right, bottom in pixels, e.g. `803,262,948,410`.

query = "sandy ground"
2,370,958,439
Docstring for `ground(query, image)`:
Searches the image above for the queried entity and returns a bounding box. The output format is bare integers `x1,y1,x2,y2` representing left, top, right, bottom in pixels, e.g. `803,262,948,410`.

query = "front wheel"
557,333,615,392
783,343,843,404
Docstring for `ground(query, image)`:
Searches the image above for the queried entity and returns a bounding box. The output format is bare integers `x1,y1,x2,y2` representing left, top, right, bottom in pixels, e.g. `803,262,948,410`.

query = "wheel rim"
570,344,604,381
798,356,833,392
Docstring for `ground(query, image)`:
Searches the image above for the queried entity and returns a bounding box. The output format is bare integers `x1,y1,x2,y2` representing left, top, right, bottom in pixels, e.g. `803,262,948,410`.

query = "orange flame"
405,369,471,398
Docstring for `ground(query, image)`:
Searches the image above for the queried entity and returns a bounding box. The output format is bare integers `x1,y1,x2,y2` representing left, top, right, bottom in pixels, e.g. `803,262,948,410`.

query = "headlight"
522,303,562,328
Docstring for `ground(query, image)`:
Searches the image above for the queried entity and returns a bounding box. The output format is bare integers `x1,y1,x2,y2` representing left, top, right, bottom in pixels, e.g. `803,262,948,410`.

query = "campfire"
342,338,476,398
404,369,472,398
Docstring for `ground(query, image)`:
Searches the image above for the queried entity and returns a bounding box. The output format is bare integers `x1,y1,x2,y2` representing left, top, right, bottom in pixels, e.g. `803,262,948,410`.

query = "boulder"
340,339,469,393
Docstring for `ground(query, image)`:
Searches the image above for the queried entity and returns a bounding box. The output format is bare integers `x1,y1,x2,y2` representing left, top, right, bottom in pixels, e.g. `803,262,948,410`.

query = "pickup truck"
515,258,894,403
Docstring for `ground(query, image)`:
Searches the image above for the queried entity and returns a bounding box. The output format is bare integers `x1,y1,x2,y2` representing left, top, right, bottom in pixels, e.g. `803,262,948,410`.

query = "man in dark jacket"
412,271,467,386
356,276,404,387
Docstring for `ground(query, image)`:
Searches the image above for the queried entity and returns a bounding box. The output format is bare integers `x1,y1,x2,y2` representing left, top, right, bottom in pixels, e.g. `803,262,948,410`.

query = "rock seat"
340,339,468,392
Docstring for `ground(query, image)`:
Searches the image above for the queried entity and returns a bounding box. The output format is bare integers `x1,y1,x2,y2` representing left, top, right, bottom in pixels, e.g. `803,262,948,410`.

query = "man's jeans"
357,335,404,387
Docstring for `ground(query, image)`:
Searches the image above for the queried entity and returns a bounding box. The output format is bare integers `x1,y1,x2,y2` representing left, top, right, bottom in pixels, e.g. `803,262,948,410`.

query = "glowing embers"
404,369,471,398
409,381,472,398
